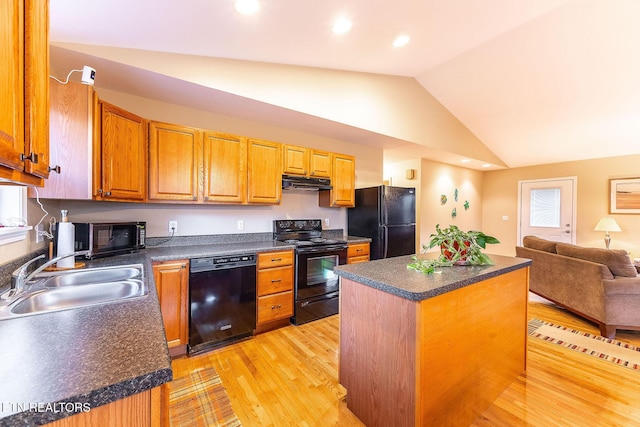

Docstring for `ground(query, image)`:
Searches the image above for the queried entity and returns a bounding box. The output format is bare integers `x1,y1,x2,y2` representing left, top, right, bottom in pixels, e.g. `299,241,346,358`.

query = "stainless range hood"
282,174,332,191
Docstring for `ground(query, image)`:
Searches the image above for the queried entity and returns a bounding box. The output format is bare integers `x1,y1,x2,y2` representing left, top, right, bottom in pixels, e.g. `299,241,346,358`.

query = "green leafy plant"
407,224,500,274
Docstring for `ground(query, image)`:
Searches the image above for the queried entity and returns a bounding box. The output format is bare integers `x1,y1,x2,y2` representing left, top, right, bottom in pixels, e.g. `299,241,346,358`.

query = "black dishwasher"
188,254,256,355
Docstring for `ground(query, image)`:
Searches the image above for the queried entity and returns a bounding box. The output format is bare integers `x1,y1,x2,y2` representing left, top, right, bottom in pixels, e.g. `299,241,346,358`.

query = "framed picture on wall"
610,178,640,213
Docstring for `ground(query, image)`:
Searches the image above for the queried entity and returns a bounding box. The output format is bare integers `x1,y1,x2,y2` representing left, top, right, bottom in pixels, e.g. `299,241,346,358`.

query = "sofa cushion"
556,243,638,277
522,236,557,253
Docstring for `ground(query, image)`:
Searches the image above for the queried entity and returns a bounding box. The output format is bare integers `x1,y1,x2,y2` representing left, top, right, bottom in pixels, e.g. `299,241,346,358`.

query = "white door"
518,177,576,245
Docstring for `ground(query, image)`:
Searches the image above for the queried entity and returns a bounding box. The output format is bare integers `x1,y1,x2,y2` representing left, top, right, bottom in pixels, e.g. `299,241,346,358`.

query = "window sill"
0,227,32,245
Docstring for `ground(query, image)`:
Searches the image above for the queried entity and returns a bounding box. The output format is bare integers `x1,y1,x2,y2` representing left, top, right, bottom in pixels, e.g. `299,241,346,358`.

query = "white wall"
385,157,484,253
39,192,348,238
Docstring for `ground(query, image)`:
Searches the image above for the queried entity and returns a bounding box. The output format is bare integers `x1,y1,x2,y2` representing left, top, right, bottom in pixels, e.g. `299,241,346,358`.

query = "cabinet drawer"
258,291,293,324
257,266,293,296
258,250,294,269
348,255,370,264
347,243,370,258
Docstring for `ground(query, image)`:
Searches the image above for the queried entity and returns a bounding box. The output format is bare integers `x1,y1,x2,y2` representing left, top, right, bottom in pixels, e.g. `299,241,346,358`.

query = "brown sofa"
516,236,640,339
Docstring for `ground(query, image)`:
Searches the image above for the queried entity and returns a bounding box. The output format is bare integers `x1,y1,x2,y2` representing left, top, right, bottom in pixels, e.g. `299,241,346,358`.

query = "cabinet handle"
271,279,282,283
271,258,282,262
48,165,61,174
271,304,282,310
21,152,39,164
103,191,112,196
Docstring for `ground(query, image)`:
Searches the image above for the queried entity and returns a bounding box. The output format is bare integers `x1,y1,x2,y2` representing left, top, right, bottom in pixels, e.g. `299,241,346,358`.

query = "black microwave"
62,221,146,259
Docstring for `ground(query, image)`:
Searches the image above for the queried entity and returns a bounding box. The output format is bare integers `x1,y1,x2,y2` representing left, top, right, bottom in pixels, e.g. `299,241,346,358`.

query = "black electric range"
273,219,347,325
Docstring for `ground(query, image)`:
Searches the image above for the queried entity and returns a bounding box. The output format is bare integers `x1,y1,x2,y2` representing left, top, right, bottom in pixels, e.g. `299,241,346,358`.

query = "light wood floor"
172,295,640,426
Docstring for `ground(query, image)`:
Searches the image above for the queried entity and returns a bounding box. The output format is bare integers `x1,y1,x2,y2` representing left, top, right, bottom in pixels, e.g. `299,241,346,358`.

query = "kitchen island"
333,253,531,427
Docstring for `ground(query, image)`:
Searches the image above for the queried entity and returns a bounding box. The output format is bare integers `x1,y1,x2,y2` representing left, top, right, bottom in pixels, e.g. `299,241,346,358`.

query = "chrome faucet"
7,251,90,299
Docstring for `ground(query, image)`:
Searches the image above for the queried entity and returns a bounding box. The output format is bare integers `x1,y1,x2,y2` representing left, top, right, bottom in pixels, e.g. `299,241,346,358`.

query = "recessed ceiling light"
482,164,492,168
333,17,352,34
461,159,471,163
235,0,260,15
393,34,411,48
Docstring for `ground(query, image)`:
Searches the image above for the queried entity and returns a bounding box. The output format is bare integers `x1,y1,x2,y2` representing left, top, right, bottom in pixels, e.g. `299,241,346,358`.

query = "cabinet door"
23,0,49,178
283,145,308,176
98,102,147,201
203,132,246,203
247,138,282,204
31,81,94,199
0,0,25,173
149,121,202,202
320,153,355,207
153,260,189,350
310,150,331,178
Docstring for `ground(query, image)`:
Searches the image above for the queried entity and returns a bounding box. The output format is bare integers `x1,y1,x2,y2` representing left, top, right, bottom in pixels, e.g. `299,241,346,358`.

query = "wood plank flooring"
172,295,640,426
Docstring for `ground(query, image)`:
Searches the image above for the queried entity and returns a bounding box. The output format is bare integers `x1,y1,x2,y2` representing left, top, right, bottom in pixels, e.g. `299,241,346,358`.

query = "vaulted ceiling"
49,0,640,170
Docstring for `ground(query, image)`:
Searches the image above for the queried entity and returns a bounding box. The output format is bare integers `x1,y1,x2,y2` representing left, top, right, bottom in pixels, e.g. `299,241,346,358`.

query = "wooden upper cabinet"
203,132,247,204
319,153,355,207
30,81,95,199
0,0,48,186
148,121,202,202
247,138,282,204
282,145,331,179
283,145,309,176
23,0,49,179
96,101,147,202
0,0,26,174
309,150,331,178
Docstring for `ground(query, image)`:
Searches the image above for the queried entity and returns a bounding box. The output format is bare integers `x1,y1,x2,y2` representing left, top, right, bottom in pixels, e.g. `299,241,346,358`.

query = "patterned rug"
169,367,242,427
528,318,640,371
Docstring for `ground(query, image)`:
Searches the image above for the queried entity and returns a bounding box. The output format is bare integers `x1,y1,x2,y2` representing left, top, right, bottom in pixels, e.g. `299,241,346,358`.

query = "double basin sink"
0,264,148,320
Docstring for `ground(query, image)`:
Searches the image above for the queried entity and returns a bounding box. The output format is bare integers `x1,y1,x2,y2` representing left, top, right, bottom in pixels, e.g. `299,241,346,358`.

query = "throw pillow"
522,236,557,253
556,244,638,277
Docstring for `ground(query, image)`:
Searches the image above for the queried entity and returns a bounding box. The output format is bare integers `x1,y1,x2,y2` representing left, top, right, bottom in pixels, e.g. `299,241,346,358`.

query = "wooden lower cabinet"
44,385,168,427
256,250,294,332
153,260,189,357
340,268,528,426
347,242,370,264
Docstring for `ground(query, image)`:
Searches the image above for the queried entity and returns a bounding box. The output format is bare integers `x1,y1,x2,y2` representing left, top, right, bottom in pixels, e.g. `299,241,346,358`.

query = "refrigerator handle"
382,224,389,259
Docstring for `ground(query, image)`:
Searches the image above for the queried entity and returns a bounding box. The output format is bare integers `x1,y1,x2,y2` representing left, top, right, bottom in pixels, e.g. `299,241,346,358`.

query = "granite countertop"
334,253,532,301
0,233,370,425
0,252,172,426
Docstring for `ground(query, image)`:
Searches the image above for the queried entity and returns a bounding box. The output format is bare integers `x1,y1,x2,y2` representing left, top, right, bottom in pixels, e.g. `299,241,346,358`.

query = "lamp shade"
594,217,622,232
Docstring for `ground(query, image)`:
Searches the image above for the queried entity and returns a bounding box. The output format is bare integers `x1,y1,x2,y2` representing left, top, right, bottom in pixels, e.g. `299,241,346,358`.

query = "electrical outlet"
237,220,244,230
324,218,330,227
169,220,178,234
35,224,44,243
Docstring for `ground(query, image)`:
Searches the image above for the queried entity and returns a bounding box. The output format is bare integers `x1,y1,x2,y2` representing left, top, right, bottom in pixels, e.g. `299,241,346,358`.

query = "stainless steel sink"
0,264,148,320
37,266,142,287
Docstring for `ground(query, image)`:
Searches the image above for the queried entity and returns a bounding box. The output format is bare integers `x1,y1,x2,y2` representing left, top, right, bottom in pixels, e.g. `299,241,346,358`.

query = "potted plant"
408,224,500,274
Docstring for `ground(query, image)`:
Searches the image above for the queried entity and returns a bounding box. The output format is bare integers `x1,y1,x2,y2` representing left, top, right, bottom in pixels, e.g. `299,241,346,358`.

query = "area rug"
528,318,640,371
169,367,242,427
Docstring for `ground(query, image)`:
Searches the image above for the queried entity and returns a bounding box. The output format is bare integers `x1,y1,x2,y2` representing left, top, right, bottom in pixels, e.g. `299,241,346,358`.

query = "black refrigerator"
348,186,416,260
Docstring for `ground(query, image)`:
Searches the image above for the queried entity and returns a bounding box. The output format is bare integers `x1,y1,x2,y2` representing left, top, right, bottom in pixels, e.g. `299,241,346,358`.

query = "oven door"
295,246,347,301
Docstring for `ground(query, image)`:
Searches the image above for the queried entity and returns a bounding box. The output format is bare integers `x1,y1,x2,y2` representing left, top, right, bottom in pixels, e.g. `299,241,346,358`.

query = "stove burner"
273,219,347,248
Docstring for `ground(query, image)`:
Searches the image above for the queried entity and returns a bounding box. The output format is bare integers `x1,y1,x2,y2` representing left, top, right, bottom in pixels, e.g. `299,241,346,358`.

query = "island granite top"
334,253,531,301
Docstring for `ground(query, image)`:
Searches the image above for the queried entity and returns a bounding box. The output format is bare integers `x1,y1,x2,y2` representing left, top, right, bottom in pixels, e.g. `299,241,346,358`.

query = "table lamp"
594,217,621,249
